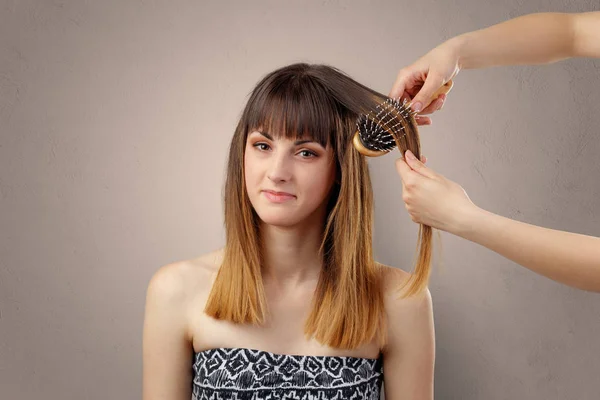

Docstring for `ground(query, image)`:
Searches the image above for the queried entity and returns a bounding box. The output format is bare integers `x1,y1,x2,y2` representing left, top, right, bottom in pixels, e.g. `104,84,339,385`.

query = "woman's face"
244,129,337,228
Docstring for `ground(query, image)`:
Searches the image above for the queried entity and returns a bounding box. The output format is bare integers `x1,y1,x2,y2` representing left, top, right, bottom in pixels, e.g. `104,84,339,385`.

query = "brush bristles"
355,98,417,155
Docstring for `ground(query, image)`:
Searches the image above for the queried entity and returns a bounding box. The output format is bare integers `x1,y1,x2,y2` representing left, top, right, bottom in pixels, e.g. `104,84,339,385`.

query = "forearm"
572,11,600,58
454,206,600,292
452,12,585,70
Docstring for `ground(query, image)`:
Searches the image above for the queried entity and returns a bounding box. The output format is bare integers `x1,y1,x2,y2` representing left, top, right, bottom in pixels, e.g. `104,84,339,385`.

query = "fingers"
395,151,434,186
404,150,437,179
400,90,413,104
389,68,425,100
394,156,413,185
415,115,432,126
389,70,409,100
410,75,445,112
414,94,446,125
418,94,446,115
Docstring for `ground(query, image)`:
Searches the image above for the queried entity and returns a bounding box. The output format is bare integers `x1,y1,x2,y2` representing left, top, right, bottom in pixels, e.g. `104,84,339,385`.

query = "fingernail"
406,150,416,160
412,102,422,112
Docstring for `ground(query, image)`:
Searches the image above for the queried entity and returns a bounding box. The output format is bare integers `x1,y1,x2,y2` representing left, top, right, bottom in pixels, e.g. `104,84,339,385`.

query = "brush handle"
427,79,453,103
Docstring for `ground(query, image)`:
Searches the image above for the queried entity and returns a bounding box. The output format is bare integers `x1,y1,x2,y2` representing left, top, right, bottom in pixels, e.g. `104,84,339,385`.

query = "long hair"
204,63,433,350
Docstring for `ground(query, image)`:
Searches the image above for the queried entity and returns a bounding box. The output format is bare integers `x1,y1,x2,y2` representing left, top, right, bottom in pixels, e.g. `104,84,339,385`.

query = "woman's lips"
262,190,296,203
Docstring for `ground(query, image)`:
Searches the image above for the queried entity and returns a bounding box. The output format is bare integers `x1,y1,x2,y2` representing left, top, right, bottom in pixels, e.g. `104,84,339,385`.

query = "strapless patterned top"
191,347,384,400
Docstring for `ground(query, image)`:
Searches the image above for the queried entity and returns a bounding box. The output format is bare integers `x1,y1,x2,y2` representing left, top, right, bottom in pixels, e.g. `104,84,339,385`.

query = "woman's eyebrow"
257,131,274,140
257,131,319,146
294,139,316,145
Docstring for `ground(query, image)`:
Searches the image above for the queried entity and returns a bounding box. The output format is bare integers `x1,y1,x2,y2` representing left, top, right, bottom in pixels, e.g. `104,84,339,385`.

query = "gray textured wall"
1,1,599,399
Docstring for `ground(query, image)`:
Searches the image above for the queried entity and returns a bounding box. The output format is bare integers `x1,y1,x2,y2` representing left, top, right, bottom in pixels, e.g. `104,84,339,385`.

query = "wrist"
450,203,487,238
448,32,475,70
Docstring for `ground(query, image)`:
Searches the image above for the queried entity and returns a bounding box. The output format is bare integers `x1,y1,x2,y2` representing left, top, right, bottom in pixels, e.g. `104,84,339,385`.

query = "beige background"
1,1,599,399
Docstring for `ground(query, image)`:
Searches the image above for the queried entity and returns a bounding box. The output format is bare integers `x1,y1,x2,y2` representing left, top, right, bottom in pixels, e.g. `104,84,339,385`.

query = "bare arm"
456,206,600,292
573,11,600,58
382,268,435,399
142,263,194,400
390,11,600,109
396,154,600,293
456,12,600,70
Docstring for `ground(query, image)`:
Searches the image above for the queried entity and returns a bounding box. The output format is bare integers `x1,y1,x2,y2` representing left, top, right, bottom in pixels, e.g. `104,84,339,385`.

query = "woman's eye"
254,142,270,151
299,150,317,158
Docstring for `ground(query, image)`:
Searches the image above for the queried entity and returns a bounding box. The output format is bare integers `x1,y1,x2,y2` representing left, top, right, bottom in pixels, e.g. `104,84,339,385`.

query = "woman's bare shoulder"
187,248,224,277
142,250,224,398
376,262,409,292
376,262,434,359
376,262,432,307
146,248,224,302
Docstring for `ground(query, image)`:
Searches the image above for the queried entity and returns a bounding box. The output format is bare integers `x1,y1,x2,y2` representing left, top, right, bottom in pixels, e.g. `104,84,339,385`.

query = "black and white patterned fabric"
191,347,384,400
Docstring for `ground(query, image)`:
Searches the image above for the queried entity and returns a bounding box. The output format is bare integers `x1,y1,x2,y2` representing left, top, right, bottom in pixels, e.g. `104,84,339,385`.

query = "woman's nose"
267,153,292,182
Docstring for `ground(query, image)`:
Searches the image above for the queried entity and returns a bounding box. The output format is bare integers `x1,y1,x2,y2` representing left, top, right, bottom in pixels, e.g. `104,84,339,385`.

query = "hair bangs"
245,74,341,148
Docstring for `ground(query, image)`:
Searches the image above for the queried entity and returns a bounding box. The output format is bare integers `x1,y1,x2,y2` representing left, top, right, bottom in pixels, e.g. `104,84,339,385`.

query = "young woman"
142,63,435,400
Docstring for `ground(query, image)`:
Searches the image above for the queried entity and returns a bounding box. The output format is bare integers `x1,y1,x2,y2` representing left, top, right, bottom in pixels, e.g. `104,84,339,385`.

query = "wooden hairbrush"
353,80,454,157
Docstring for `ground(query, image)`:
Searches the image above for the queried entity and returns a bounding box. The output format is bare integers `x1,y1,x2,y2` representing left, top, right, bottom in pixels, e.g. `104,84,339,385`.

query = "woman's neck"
260,219,325,290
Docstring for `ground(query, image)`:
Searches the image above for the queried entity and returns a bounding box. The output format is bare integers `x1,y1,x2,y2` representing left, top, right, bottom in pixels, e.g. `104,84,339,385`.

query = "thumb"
410,74,445,112
394,157,412,184
405,150,437,179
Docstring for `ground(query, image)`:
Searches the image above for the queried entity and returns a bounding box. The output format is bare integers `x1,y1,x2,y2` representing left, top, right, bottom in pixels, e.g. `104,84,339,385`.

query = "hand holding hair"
394,150,474,233
396,152,600,293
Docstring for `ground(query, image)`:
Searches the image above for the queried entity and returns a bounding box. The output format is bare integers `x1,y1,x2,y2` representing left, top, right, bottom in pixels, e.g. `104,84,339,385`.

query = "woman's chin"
256,212,303,228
